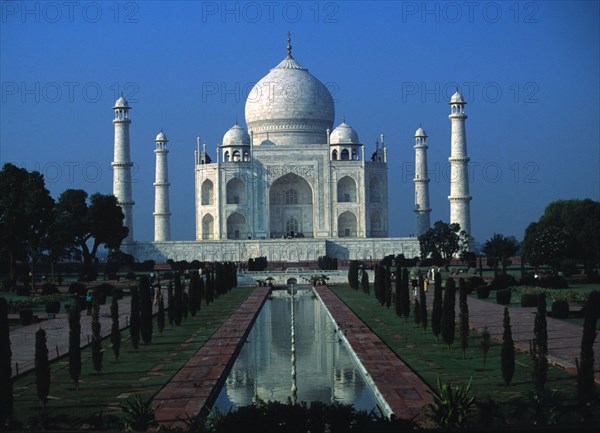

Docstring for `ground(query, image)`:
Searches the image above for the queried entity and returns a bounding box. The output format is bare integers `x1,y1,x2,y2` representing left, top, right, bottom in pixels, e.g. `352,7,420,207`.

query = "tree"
361,269,370,295
0,298,13,425
347,261,359,290
35,328,50,412
431,271,443,341
167,281,174,326
480,326,491,369
501,307,515,385
419,275,428,332
522,223,569,272
139,276,153,344
157,295,165,334
189,272,199,316
531,294,548,392
54,190,128,280
182,292,189,321
174,273,183,326
385,266,392,308
441,278,456,349
413,298,421,326
401,268,410,319
129,286,140,350
91,300,103,375
459,278,469,359
0,163,54,287
482,233,519,276
418,221,467,269
577,290,599,421
105,249,134,278
110,297,121,361
68,302,81,389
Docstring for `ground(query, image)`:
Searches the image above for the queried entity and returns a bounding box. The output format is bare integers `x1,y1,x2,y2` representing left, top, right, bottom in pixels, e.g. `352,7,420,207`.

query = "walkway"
152,287,269,429
316,286,433,423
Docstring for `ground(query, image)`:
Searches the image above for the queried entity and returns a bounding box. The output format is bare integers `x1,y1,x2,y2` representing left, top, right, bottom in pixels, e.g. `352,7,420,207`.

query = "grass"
330,285,588,426
11,287,255,428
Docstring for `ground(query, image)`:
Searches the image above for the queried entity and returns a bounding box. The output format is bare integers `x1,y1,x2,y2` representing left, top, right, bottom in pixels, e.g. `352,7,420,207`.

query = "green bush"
19,309,33,325
551,300,569,319
476,286,490,299
45,301,60,314
488,274,517,291
1,278,15,291
468,277,485,293
521,293,539,307
496,289,512,305
68,282,86,297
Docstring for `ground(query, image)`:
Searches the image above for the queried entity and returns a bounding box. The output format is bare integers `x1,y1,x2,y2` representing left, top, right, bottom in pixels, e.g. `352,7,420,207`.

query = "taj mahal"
112,36,472,263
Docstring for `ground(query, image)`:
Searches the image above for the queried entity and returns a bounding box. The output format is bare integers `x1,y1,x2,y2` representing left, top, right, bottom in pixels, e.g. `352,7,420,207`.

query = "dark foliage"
129,286,140,350
167,282,174,326
521,293,539,307
441,278,456,348
413,298,421,326
431,271,443,339
182,292,189,321
91,300,103,374
361,269,370,295
400,268,410,318
173,273,183,326
35,328,50,409
68,302,81,388
577,290,600,421
420,275,427,331
248,256,268,271
68,282,86,297
551,300,569,319
501,307,516,385
41,283,59,295
531,294,548,392
459,278,469,358
139,276,153,344
0,298,13,424
488,274,518,291
476,286,490,299
318,256,338,270
157,296,165,334
110,297,121,361
496,289,512,305
45,300,60,314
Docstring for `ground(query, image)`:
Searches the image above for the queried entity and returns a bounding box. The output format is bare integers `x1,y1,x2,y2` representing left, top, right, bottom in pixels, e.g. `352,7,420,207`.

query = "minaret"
154,130,171,241
448,90,472,238
112,96,135,245
414,127,431,236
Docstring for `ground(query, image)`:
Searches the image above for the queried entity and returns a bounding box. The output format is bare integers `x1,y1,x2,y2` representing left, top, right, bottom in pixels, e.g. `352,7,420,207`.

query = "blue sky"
1,1,599,246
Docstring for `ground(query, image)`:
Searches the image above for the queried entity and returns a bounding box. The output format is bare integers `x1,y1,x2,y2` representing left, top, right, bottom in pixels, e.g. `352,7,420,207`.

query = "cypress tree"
441,278,456,349
376,264,385,306
110,297,121,361
198,273,205,310
91,300,103,375
35,328,50,412
394,272,401,317
69,302,81,388
401,268,410,319
361,269,370,295
0,297,13,425
189,272,199,316
431,271,443,340
577,290,599,421
182,292,189,321
414,298,421,326
167,281,174,326
459,278,469,359
130,286,140,350
157,295,165,334
501,307,515,385
531,293,548,392
481,326,491,368
174,273,183,326
139,275,153,344
385,266,392,308
420,275,428,331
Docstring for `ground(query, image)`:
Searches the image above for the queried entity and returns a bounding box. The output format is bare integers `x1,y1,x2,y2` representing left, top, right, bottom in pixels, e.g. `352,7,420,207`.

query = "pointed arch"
338,211,357,237
337,176,357,203
201,179,214,205
226,177,246,204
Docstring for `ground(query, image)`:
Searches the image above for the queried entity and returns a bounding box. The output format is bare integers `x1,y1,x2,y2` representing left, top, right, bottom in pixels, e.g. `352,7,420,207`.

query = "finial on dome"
235,116,238,125
287,32,292,57
342,114,346,123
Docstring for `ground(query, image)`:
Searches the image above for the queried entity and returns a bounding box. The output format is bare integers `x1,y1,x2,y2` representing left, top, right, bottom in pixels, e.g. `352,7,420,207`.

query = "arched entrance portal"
269,173,313,238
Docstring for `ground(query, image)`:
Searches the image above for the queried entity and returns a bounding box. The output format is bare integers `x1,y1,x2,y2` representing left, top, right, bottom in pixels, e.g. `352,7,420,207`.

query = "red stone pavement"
152,287,270,428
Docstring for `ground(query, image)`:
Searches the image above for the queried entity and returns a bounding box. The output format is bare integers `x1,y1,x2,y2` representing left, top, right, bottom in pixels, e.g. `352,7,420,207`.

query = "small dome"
113,96,129,109
222,123,250,147
155,130,168,142
330,121,359,145
450,90,465,103
415,127,427,137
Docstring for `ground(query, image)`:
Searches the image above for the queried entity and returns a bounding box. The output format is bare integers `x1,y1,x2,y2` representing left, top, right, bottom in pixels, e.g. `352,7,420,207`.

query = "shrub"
95,292,107,305
41,283,59,295
496,289,512,305
120,395,158,432
95,283,114,297
521,293,539,307
539,275,568,289
68,282,86,297
112,288,124,300
16,286,31,296
488,274,517,291
476,286,490,299
1,279,15,291
126,272,137,281
427,376,476,429
559,259,578,278
551,300,569,319
19,309,33,325
45,301,60,314
520,274,538,286
468,277,485,293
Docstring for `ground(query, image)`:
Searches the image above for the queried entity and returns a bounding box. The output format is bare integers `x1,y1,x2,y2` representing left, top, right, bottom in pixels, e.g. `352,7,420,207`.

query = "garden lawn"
11,287,255,427
331,285,582,425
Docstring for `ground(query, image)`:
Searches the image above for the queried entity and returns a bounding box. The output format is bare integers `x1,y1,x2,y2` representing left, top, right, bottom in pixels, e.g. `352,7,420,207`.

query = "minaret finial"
235,116,238,125
287,32,292,57
342,114,346,123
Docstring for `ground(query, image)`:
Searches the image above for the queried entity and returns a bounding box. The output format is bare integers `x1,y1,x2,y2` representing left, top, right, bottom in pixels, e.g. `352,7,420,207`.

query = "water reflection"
214,288,380,413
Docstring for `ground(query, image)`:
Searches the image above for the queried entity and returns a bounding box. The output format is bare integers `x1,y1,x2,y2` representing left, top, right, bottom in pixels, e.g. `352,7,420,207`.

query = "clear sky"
1,1,599,246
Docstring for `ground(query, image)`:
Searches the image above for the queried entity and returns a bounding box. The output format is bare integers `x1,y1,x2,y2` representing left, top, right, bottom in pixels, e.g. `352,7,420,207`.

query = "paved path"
9,295,161,378
425,291,600,377
316,286,433,423
152,287,269,429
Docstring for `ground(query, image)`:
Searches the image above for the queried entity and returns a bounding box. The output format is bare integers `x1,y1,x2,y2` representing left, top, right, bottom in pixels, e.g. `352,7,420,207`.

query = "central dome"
245,41,334,146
